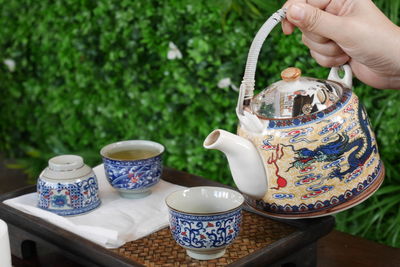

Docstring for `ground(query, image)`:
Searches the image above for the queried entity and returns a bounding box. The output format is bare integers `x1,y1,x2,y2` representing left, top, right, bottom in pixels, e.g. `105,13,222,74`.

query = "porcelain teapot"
203,9,384,219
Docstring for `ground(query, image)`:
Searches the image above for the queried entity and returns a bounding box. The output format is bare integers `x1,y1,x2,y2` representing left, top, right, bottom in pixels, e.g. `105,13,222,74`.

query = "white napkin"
3,164,186,248
0,220,12,267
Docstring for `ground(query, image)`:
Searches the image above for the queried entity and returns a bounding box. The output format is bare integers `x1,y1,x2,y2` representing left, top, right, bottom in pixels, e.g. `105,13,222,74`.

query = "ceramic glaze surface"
166,186,244,260
252,76,342,119
101,140,164,197
37,155,101,216
168,208,242,250
37,173,101,216
102,155,162,191
204,9,384,219
166,186,244,213
238,92,384,217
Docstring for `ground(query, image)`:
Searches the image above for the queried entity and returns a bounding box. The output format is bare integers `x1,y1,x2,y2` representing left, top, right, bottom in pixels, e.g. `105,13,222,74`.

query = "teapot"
203,9,384,218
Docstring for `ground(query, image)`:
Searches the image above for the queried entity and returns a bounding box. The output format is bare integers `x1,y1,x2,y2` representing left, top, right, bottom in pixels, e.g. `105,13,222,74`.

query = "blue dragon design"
287,104,377,181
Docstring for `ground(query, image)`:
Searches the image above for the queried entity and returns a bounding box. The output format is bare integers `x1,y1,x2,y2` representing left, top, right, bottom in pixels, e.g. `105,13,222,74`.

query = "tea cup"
165,186,244,260
37,155,101,216
100,140,164,198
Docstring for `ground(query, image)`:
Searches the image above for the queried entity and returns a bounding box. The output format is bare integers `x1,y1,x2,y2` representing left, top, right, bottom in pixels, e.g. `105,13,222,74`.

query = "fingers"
302,33,344,57
310,50,349,67
282,20,295,35
286,2,344,41
282,0,305,34
281,0,350,67
282,0,332,35
304,0,332,9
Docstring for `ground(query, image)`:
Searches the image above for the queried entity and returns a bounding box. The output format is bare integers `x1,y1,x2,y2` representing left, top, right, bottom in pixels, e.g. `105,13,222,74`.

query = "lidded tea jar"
37,155,101,216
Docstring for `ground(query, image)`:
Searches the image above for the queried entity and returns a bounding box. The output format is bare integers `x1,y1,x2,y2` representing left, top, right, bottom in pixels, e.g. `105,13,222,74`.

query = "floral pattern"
169,208,242,249
37,175,101,216
102,155,162,191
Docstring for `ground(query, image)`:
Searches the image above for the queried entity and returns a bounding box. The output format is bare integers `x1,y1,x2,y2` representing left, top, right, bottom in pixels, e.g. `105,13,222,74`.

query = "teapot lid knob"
281,67,301,82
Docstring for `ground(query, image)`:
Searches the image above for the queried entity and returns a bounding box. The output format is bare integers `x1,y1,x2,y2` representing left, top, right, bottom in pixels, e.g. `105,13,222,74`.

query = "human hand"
282,0,400,90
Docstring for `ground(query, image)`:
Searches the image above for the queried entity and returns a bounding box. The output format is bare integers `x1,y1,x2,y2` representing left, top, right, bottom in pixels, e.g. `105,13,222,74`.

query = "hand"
282,0,400,90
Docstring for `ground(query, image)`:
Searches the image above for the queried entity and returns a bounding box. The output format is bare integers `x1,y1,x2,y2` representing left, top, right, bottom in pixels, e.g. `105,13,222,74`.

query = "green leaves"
1,0,400,248
335,185,400,247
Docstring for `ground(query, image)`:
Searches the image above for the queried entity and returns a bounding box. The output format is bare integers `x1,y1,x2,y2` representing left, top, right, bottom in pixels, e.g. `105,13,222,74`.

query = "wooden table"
0,167,337,267
318,230,400,267
1,163,399,267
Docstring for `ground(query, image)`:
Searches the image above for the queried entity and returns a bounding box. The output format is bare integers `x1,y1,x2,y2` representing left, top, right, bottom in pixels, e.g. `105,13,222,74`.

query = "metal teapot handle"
236,8,353,116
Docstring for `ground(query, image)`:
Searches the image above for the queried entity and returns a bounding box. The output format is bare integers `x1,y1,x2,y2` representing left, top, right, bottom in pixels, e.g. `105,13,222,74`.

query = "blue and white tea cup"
165,186,244,260
100,140,164,198
37,155,101,216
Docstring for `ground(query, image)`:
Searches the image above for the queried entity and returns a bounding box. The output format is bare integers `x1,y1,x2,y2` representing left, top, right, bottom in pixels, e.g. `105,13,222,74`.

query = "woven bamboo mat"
111,210,295,266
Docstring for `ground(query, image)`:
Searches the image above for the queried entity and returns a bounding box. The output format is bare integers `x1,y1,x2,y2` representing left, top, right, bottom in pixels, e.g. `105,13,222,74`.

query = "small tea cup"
165,186,244,260
37,155,101,216
100,140,164,198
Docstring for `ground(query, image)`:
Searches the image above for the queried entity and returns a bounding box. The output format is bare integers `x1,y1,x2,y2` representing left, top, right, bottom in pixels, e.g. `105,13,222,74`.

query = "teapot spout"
203,129,267,199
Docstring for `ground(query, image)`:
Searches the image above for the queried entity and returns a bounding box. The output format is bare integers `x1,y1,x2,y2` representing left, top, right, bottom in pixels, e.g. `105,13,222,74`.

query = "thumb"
286,3,343,41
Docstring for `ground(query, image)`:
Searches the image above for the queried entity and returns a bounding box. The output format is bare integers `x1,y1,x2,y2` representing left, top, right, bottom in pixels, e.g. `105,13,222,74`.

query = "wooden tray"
0,167,335,267
113,211,295,266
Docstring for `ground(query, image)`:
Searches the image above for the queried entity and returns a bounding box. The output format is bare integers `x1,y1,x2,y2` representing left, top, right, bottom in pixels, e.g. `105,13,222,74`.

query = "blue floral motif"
52,195,68,207
168,208,242,250
37,175,101,216
102,155,162,191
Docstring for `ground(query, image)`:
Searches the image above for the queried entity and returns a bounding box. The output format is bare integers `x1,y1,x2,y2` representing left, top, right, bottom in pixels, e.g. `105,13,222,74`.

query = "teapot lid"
250,67,345,119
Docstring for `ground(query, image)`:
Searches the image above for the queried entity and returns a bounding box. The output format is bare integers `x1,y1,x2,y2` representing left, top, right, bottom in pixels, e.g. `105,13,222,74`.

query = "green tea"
107,148,160,160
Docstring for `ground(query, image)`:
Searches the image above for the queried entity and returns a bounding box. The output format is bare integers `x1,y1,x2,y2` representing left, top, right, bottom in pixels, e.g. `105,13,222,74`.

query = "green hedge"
1,0,400,247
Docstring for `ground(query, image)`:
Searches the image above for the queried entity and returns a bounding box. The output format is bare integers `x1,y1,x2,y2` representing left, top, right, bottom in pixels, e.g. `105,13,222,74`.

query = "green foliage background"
1,0,400,247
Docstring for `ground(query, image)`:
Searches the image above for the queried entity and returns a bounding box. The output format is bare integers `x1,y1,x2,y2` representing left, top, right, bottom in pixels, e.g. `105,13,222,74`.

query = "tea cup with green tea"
100,140,164,198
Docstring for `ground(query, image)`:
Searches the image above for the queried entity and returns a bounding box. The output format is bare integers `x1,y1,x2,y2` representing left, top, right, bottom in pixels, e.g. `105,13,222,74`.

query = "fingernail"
289,3,306,21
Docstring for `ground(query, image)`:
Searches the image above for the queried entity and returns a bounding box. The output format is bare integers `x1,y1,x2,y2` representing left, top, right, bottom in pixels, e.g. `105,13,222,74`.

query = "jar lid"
251,67,344,119
40,155,92,181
